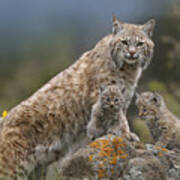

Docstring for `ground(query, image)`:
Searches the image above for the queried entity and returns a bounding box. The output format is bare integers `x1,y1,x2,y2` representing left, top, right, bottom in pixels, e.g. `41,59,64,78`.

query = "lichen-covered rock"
59,135,137,179
123,151,166,180
61,148,95,179
53,135,180,180
146,144,180,180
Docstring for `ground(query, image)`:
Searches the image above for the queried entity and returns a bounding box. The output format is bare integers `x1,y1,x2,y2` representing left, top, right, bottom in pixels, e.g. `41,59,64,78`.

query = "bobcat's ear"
112,15,123,35
142,19,156,37
151,92,161,106
135,92,140,105
119,79,125,93
135,92,140,99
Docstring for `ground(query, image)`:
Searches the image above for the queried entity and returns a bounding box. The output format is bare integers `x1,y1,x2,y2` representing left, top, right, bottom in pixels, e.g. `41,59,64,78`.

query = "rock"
53,135,180,180
59,135,136,179
123,151,166,180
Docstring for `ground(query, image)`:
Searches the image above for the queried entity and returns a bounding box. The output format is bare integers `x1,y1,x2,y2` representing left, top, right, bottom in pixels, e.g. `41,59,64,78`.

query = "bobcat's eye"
161,126,168,131
121,40,128,46
143,108,147,112
114,98,119,102
136,41,144,47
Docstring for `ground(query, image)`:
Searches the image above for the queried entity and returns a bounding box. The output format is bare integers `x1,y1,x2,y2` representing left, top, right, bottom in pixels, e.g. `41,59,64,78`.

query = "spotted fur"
136,92,180,148
0,16,155,179
87,85,126,140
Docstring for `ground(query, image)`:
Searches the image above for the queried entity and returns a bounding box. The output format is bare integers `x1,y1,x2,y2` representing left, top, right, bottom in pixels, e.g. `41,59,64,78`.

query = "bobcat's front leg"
155,125,170,147
119,111,139,141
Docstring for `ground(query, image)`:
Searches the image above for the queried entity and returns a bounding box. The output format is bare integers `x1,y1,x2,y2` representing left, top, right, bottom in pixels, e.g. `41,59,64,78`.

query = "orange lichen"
98,168,106,178
114,137,123,143
158,152,163,156
89,137,128,178
103,147,113,156
103,158,107,162
161,148,168,152
89,140,100,148
155,146,162,150
100,139,110,147
88,155,94,161
98,151,108,157
119,143,126,147
111,168,114,174
117,149,124,155
155,146,168,154
110,156,117,165
120,154,128,159
112,137,123,149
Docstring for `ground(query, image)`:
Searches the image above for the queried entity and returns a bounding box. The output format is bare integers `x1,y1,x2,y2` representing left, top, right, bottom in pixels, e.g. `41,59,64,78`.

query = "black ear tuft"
152,97,158,103
151,92,161,106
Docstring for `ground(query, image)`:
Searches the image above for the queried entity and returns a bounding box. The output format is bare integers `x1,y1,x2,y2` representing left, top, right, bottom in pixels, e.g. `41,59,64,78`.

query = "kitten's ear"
151,92,161,106
99,85,106,94
135,92,140,105
135,92,140,99
119,79,125,93
142,19,156,37
112,15,123,35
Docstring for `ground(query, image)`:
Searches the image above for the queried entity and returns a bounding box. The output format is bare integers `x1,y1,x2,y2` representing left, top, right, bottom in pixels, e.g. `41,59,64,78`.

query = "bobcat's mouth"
141,114,155,121
123,54,139,64
125,58,138,64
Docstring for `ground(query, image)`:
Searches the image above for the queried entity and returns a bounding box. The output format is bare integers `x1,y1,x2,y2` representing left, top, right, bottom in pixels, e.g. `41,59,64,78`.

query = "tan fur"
87,85,126,140
136,92,180,148
0,16,155,179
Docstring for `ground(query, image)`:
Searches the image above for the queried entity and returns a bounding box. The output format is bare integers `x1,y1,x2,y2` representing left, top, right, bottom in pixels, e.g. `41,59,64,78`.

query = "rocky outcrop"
51,135,180,180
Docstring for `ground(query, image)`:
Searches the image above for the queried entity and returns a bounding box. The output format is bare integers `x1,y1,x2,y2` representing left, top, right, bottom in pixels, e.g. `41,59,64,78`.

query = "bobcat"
136,92,180,149
0,16,155,179
87,84,126,140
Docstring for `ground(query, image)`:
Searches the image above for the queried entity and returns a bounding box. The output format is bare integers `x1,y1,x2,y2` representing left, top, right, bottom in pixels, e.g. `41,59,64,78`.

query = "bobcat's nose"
129,46,136,54
127,46,138,59
110,102,114,108
129,50,136,57
125,53,138,60
110,105,114,108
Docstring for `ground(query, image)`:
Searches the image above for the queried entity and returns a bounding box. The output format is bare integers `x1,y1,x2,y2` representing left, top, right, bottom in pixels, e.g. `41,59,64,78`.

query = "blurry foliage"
0,33,75,111
133,118,152,144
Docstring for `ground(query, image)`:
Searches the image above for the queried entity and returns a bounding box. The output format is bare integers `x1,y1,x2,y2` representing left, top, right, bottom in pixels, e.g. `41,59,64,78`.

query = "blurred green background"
0,0,180,142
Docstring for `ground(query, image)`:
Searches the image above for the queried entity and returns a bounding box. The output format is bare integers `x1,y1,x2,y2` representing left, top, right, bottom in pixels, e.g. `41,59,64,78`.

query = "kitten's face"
111,16,155,70
100,85,124,111
136,92,162,121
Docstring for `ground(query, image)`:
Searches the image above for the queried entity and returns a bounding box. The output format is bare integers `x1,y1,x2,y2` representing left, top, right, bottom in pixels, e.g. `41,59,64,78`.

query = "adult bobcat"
0,16,155,179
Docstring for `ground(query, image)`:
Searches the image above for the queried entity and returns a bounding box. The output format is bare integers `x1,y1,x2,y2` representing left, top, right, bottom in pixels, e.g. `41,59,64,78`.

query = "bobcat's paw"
125,132,140,142
87,127,104,141
87,128,96,141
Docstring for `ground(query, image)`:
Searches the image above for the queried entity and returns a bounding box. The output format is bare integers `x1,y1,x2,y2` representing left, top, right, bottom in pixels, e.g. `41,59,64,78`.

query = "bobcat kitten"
87,85,126,140
136,92,180,148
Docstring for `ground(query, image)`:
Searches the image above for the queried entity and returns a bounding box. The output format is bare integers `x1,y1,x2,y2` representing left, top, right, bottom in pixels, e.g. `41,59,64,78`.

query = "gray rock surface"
49,135,180,180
